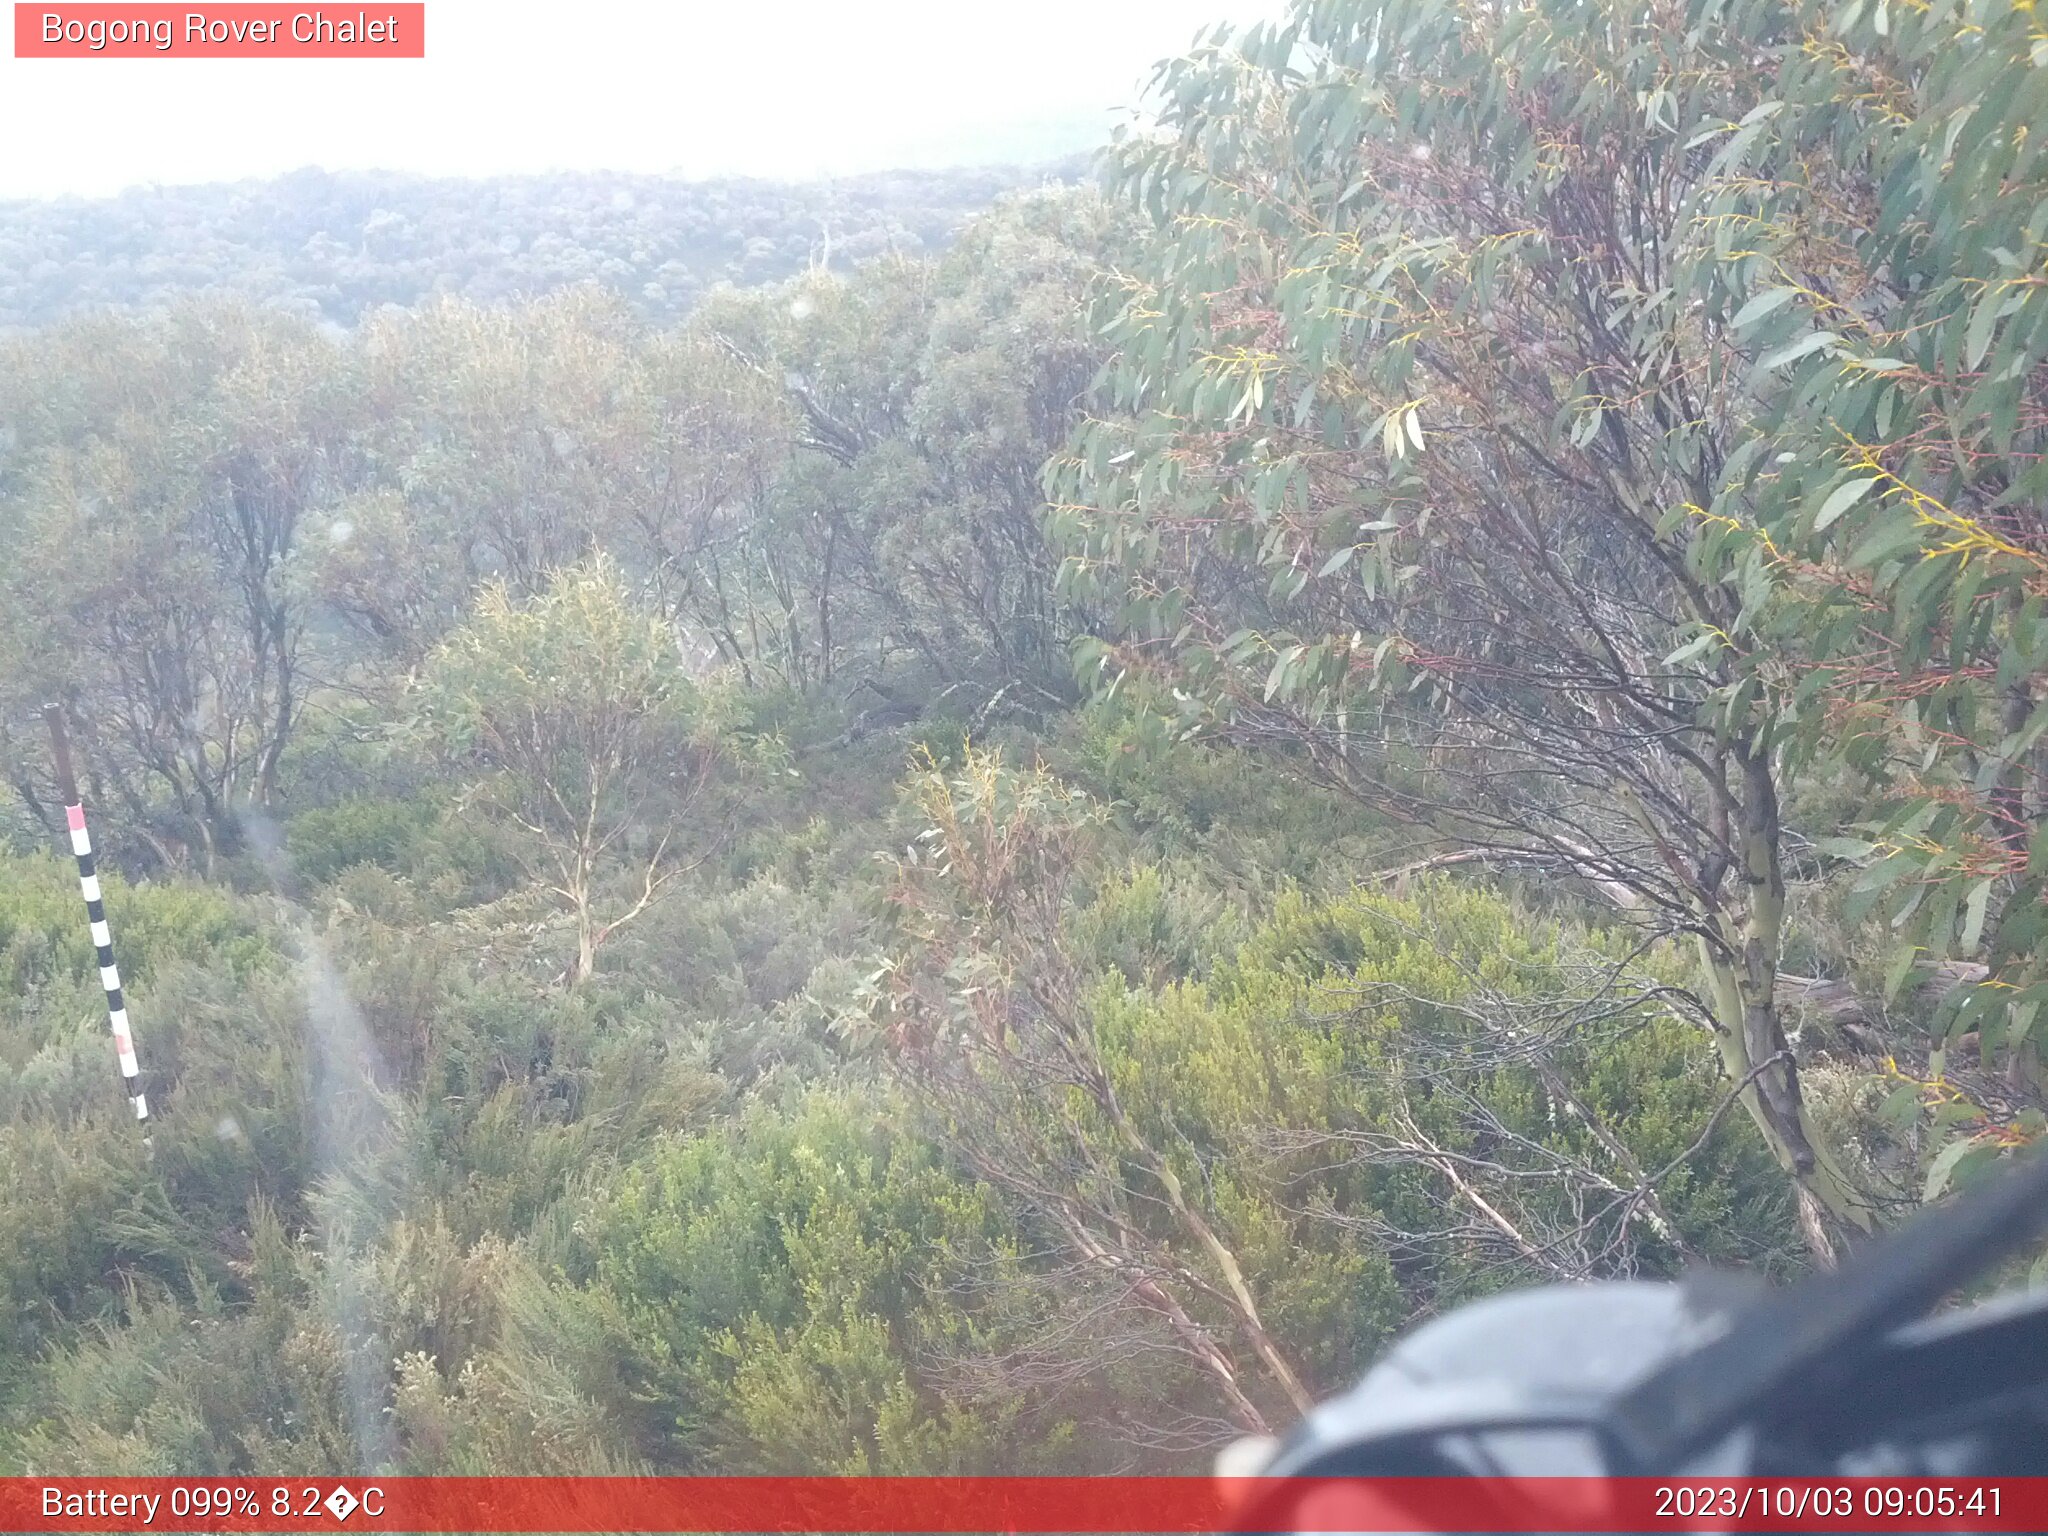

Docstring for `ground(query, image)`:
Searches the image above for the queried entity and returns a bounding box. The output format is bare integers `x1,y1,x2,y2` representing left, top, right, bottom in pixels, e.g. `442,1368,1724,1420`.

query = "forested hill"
0,159,1087,331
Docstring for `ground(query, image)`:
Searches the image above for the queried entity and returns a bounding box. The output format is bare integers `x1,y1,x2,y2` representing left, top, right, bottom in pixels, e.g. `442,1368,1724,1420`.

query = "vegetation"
2,0,2044,1479
0,162,1086,333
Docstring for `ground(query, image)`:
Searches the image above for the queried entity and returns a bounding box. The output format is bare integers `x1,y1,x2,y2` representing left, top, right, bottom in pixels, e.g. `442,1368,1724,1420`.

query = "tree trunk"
569,873,596,987
1700,747,1874,1260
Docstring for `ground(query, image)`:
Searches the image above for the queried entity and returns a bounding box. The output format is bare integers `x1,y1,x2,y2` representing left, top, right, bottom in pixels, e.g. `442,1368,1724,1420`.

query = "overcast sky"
0,1,1279,199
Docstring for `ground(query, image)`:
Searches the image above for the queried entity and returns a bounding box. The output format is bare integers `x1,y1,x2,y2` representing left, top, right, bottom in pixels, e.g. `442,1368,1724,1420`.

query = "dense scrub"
5,0,2047,1477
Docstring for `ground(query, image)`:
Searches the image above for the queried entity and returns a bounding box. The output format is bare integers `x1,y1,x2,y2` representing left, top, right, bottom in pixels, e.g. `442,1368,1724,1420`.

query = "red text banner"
14,4,424,57
2,1476,2043,1533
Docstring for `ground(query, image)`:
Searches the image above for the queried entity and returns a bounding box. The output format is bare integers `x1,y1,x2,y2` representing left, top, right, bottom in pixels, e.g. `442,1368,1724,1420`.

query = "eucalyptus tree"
0,301,353,861
414,558,728,986
1052,0,2048,1251
613,327,794,678
357,290,644,605
880,750,1793,1440
895,191,1131,682
883,747,1323,1437
686,193,1125,693
1699,0,2048,1190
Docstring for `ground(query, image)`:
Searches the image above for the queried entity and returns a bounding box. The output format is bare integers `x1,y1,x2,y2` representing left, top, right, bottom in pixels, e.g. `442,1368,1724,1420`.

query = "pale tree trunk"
1698,748,1874,1260
1124,1127,1315,1418
1054,1207,1274,1436
1074,1045,1316,1419
572,913,597,986
566,850,597,987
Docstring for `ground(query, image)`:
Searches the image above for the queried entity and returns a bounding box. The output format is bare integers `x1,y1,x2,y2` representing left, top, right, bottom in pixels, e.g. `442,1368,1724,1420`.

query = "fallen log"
1774,961,1988,1043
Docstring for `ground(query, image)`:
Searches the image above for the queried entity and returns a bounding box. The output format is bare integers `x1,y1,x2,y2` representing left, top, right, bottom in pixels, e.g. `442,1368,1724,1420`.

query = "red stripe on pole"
65,802,86,831
3,1477,2043,1533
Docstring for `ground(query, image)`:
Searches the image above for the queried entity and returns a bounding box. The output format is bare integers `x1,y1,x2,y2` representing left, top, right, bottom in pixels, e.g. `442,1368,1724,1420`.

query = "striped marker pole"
43,704,149,1125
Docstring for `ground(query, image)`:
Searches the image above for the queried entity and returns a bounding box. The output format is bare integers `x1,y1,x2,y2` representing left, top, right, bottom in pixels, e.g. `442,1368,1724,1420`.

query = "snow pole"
43,703,150,1126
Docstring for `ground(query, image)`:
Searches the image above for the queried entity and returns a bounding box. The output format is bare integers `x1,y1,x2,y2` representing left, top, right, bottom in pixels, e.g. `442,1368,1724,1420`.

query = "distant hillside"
0,159,1091,331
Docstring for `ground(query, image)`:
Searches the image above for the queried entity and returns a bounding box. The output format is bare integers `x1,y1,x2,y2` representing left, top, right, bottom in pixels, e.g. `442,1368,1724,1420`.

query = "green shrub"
0,851,272,999
284,798,442,886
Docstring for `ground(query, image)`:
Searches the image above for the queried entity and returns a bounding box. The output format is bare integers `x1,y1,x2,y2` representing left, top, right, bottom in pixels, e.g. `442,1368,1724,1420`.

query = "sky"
0,1,1280,199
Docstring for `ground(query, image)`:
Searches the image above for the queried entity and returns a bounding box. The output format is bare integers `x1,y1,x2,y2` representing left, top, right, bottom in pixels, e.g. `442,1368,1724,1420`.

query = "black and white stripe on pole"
43,704,149,1125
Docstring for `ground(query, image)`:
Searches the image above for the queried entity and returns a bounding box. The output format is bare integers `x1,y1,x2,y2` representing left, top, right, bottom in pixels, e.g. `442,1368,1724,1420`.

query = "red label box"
14,3,424,56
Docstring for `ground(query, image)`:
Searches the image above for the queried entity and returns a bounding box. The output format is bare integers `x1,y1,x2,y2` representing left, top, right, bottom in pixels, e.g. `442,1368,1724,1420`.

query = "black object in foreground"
1239,1145,2048,1509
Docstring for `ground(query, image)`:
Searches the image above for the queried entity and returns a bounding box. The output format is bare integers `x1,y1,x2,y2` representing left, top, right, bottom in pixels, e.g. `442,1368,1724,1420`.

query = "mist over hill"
0,158,1091,331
